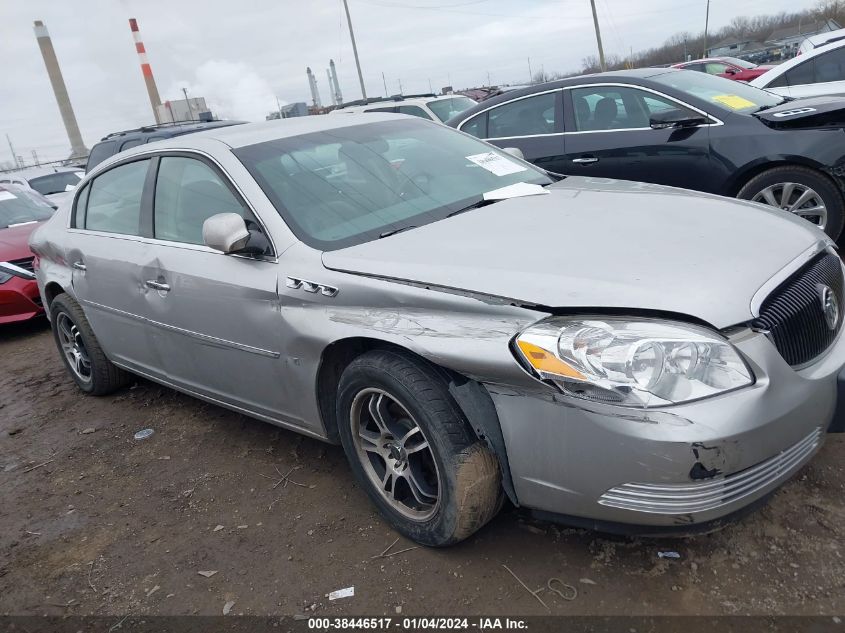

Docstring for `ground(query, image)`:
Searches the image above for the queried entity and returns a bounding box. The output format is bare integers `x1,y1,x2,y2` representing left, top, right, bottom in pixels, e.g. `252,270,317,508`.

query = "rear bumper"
490,327,844,529
0,277,44,324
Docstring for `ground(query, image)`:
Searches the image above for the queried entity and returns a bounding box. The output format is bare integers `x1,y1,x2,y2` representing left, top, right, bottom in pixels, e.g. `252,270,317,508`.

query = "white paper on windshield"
0,191,17,201
483,182,549,201
64,184,76,191
466,152,527,176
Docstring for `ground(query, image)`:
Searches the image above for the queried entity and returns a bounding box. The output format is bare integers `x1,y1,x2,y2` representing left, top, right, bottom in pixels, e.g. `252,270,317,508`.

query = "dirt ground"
1,318,844,618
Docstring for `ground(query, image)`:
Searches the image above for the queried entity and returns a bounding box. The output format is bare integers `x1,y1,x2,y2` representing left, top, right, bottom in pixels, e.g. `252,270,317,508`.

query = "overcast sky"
0,0,820,164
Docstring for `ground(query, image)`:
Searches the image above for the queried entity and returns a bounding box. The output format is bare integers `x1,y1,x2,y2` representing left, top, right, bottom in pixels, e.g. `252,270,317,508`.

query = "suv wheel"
337,350,501,546
737,166,845,240
50,293,130,395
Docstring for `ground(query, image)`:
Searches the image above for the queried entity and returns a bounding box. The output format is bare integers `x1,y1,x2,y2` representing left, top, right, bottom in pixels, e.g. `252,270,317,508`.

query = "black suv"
85,120,244,172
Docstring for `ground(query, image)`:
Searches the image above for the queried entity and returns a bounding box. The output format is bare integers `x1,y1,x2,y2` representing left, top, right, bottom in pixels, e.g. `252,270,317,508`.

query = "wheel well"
729,160,838,197
44,282,66,311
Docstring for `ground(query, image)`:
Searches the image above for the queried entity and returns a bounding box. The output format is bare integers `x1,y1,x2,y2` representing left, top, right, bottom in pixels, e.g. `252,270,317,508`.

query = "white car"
331,94,477,123
797,27,845,56
751,38,845,98
0,166,84,207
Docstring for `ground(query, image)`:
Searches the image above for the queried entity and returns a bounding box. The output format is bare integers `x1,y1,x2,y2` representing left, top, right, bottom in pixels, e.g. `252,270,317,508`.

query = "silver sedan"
30,114,845,545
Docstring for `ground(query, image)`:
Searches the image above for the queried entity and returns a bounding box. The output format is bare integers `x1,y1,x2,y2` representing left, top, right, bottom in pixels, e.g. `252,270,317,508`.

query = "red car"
0,184,56,324
672,57,774,82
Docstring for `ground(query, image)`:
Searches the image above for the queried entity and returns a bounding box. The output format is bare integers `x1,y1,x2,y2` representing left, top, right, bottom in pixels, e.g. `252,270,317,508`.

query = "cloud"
167,60,280,123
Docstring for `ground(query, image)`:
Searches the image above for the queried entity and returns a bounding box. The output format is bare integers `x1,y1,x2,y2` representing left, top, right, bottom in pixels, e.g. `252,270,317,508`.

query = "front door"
561,85,718,192
141,155,292,422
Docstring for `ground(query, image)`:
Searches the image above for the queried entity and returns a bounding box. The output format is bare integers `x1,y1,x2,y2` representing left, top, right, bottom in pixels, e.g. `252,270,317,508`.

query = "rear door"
457,90,567,173
68,157,163,375
560,84,718,191
142,153,288,420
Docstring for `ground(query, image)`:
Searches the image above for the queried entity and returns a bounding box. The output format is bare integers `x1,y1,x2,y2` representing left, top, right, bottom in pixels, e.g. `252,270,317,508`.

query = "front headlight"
514,317,753,407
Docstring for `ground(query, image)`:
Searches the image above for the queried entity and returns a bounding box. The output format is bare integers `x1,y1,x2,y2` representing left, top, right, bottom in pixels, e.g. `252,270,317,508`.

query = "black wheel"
49,293,130,395
336,350,501,546
737,166,845,240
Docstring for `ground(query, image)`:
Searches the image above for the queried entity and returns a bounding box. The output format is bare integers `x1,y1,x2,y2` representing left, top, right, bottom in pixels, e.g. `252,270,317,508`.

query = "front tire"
50,293,130,395
737,166,845,240
336,350,501,546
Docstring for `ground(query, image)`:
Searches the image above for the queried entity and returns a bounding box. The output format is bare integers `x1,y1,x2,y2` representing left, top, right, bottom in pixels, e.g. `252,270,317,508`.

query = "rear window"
427,96,477,122
27,171,83,196
85,141,117,171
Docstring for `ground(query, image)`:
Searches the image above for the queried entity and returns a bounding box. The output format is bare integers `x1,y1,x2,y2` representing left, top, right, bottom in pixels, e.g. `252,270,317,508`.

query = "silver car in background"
30,114,845,545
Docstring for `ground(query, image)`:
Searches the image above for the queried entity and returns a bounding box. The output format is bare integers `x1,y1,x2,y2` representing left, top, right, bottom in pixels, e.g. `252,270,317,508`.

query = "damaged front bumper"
489,326,845,530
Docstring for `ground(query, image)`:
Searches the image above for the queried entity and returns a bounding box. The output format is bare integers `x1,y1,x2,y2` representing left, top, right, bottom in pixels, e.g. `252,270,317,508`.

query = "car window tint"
487,92,556,138
154,156,248,245
784,59,816,86
84,159,150,235
684,63,704,72
121,139,144,151
73,183,90,228
397,105,432,120
364,106,397,113
813,47,845,83
85,141,117,171
571,86,661,131
460,112,487,138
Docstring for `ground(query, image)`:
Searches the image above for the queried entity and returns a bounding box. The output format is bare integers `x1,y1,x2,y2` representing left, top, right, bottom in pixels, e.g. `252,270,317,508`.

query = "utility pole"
528,57,533,83
382,72,388,97
589,0,606,71
32,149,40,166
703,0,711,57
398,78,403,95
487,70,491,87
6,134,19,169
342,0,367,100
276,96,284,119
428,78,433,93
182,87,195,121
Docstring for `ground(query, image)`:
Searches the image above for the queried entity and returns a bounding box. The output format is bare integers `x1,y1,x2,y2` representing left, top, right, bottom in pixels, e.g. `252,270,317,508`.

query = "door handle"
145,280,171,292
572,157,599,164
72,261,86,271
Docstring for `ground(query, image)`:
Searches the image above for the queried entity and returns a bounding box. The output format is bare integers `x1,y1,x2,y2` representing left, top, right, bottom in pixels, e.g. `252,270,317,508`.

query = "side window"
72,182,90,228
120,139,144,151
571,86,688,131
704,63,729,75
460,112,487,138
684,63,705,73
84,159,150,235
85,141,117,171
783,59,816,86
153,156,249,245
814,47,845,83
364,106,397,113
397,105,432,120
487,92,557,138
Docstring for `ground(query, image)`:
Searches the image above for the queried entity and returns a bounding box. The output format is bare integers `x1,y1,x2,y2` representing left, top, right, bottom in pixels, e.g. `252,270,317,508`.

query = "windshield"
235,118,552,250
652,70,784,113
27,171,83,195
0,188,55,229
426,96,477,122
721,57,757,69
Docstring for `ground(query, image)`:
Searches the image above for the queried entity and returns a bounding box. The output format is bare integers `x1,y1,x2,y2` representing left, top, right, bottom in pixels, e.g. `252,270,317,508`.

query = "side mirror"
649,109,709,130
724,68,737,75
202,213,250,253
502,147,525,161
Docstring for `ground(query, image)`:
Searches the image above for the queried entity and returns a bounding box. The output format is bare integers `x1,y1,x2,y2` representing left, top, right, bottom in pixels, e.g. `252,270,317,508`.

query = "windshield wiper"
446,198,499,218
378,225,418,239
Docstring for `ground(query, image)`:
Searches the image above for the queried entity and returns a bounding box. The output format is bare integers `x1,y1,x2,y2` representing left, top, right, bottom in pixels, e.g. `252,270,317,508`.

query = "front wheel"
737,166,845,240
336,350,501,546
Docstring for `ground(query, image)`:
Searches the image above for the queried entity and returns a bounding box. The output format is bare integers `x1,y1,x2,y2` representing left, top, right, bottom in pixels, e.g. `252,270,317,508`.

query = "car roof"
751,37,845,86
805,27,845,47
95,120,244,143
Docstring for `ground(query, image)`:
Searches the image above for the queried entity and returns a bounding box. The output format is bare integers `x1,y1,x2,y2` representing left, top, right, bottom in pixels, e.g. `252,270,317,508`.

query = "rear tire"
336,350,501,546
737,166,845,240
49,293,130,395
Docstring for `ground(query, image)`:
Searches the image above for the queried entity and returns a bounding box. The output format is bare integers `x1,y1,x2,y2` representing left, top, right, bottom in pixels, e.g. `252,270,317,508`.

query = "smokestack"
326,69,335,106
129,18,162,123
33,20,88,160
306,67,322,108
330,60,343,106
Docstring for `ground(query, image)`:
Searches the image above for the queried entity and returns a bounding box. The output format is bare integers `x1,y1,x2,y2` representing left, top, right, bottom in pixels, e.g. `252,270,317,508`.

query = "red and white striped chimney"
129,18,162,123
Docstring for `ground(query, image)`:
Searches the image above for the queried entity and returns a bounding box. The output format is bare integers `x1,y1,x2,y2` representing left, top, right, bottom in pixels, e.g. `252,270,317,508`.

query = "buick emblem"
819,285,840,331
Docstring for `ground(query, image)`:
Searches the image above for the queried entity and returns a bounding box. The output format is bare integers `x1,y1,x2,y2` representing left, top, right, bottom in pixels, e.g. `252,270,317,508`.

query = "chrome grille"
8,256,35,274
752,252,843,366
598,427,822,514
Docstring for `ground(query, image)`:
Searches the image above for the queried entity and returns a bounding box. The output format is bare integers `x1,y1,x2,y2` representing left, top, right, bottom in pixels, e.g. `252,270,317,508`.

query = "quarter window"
153,156,248,245
814,47,845,83
84,159,150,235
487,92,557,138
782,59,816,86
397,105,432,120
460,112,487,138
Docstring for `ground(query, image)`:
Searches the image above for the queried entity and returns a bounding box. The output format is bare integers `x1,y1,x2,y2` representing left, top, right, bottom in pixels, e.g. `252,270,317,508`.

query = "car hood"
322,177,825,329
752,96,845,128
0,221,43,261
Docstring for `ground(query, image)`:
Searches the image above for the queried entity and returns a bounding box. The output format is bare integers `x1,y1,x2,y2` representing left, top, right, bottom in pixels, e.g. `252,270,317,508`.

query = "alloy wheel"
56,312,92,383
751,182,827,229
349,388,441,520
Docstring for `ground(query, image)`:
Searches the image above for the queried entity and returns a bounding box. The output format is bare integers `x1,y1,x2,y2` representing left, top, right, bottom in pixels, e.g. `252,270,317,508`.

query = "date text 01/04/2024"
307,617,528,630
